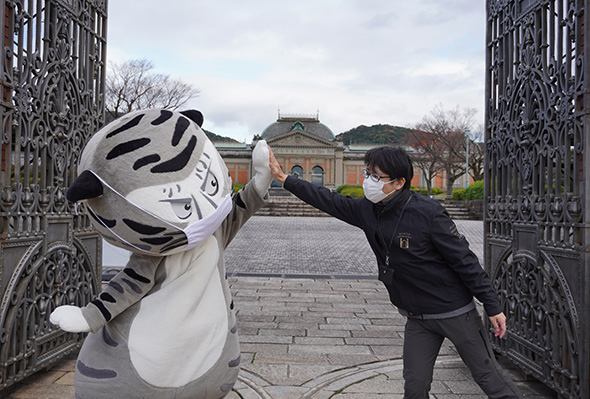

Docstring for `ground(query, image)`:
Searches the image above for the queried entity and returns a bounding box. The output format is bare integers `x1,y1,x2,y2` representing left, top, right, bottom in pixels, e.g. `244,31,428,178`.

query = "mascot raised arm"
50,109,272,399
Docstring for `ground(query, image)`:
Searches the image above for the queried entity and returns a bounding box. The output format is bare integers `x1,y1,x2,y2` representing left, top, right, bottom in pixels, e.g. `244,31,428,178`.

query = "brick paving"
2,216,557,399
225,217,485,277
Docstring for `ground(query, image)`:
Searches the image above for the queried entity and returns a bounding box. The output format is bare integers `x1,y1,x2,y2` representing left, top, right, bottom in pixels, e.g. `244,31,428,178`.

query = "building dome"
261,113,335,141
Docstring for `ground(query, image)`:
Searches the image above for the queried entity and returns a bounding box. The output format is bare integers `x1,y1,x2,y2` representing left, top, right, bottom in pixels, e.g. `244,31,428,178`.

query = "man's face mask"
362,178,398,203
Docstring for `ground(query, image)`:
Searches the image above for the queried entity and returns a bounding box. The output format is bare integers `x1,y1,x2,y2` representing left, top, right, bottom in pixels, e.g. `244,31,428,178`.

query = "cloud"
106,0,486,141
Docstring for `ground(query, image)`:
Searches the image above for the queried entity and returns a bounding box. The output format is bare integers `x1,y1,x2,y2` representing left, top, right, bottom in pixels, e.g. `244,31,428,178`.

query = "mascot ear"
180,110,204,127
67,170,104,202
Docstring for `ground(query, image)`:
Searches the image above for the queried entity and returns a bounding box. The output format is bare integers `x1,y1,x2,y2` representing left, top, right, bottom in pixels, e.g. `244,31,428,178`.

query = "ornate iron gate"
485,1,589,398
0,0,107,390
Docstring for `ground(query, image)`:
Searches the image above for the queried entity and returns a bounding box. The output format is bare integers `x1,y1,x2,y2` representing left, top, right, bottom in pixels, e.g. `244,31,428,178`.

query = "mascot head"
68,109,233,256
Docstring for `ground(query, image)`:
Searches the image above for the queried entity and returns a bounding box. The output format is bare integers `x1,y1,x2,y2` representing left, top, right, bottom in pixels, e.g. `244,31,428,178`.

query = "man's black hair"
364,146,413,190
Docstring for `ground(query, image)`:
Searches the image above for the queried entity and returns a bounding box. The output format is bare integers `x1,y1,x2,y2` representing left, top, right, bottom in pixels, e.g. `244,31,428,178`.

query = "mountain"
205,123,413,145
204,129,239,143
336,124,412,145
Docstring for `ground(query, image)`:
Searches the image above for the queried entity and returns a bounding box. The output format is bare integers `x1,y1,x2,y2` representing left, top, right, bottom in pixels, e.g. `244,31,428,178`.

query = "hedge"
336,184,360,194
336,182,485,201
452,188,466,201
340,186,365,198
410,186,444,196
465,180,484,200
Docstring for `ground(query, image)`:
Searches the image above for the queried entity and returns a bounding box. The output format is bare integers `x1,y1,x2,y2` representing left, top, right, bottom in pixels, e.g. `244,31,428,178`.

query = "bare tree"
416,104,477,198
404,129,442,196
105,59,200,119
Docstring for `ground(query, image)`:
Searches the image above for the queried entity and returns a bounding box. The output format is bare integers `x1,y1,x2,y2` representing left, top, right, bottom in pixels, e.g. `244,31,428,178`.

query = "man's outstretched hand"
268,146,288,184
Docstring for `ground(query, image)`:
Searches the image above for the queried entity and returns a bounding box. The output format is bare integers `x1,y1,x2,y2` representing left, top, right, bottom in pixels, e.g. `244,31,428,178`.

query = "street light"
465,128,470,189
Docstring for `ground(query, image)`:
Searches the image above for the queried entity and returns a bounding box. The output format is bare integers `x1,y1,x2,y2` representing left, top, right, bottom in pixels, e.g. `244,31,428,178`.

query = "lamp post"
465,128,470,189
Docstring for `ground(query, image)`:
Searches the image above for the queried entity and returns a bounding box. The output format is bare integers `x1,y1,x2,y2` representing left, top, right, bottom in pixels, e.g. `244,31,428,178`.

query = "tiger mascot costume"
50,109,272,399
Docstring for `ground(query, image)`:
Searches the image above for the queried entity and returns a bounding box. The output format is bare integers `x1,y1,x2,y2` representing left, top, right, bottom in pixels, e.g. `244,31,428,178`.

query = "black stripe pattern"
123,219,167,235
133,154,161,170
150,135,197,173
77,360,117,379
106,114,144,138
123,268,151,284
151,110,173,125
91,299,112,321
172,117,190,146
106,138,150,160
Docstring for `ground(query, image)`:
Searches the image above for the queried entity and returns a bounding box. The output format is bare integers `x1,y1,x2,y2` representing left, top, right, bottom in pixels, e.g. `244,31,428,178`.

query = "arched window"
311,166,324,186
291,165,303,179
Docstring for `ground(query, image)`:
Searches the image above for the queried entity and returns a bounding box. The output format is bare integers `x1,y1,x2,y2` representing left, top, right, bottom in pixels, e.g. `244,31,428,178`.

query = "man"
268,145,522,399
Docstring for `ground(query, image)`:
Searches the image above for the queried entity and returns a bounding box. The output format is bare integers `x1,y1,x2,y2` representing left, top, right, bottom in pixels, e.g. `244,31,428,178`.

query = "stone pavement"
2,217,556,399
225,217,485,277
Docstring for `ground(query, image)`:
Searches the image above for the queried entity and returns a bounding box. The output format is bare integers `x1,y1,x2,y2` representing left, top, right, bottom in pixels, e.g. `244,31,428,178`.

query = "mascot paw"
50,305,91,333
252,140,270,173
251,140,272,196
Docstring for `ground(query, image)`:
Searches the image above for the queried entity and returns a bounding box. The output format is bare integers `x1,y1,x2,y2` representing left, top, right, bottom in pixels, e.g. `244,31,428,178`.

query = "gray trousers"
403,308,523,399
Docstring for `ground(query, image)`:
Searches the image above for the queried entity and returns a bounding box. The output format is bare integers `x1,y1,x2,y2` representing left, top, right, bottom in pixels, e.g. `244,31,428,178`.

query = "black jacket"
283,176,502,317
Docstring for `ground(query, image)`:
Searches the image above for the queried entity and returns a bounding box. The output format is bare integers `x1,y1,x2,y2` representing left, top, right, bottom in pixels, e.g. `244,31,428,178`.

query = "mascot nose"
67,170,104,202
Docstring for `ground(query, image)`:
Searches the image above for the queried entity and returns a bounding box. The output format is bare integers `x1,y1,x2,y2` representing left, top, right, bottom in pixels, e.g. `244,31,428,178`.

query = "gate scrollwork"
486,1,588,398
490,246,581,397
1,0,106,390
0,240,98,386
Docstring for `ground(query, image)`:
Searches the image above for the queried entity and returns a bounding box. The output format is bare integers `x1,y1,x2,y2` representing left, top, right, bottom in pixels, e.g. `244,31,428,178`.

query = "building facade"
217,112,467,190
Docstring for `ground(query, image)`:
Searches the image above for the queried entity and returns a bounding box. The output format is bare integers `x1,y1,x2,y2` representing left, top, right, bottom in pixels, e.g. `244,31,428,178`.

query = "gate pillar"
486,1,589,398
0,0,107,390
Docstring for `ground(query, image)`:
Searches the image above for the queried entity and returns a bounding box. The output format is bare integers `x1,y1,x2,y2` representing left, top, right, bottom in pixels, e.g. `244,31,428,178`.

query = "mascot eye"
203,173,219,196
170,200,193,220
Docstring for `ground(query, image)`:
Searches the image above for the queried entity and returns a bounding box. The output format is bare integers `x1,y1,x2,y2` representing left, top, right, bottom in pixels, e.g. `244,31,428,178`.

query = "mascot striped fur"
50,109,272,399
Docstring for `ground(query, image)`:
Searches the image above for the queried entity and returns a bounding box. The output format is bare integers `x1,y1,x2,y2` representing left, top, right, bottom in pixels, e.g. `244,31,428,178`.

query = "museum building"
216,113,430,189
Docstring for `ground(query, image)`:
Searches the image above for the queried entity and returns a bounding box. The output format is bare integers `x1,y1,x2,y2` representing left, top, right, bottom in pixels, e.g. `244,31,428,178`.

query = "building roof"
347,144,379,152
214,142,250,149
261,113,335,141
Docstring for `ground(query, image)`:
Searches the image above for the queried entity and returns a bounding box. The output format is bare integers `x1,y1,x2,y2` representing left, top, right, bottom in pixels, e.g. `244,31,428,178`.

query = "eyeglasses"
362,168,391,182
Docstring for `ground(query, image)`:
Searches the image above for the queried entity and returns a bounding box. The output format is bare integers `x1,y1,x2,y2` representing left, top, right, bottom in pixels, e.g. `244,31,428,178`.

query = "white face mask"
87,170,232,255
182,194,232,250
363,178,397,203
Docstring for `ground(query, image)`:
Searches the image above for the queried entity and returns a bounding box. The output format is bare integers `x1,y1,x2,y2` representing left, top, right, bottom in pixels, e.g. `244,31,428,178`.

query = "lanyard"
378,195,412,268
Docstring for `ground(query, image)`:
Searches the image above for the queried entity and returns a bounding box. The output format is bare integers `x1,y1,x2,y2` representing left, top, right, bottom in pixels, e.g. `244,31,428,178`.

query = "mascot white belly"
130,237,227,387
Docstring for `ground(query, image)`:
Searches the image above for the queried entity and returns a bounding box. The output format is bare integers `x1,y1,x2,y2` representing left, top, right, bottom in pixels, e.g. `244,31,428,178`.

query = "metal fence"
485,0,589,398
0,0,107,390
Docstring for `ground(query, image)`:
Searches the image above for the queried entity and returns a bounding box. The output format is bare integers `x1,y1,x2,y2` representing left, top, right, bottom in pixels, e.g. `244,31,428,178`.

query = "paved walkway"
224,217,485,277
2,217,556,399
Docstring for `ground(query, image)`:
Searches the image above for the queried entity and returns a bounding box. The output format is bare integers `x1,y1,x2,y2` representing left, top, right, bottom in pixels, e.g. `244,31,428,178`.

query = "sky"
107,1,486,143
